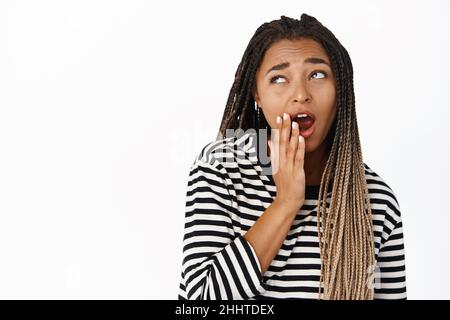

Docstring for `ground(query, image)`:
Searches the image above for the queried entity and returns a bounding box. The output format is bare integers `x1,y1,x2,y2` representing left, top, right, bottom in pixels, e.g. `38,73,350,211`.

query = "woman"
178,13,406,300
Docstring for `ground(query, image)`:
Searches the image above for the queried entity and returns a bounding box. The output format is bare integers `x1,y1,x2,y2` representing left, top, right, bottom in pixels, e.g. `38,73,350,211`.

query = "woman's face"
253,38,337,153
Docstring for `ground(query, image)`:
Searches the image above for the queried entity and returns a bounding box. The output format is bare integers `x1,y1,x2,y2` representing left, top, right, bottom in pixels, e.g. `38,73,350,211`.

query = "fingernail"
276,116,281,124
292,121,298,130
299,135,303,143
283,112,289,120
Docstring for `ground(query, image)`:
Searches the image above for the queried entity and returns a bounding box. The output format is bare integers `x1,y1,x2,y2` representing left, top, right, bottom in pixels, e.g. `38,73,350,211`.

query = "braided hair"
217,13,375,300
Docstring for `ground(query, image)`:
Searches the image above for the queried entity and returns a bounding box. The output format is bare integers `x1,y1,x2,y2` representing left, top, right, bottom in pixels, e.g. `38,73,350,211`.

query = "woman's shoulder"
363,162,402,224
191,131,256,169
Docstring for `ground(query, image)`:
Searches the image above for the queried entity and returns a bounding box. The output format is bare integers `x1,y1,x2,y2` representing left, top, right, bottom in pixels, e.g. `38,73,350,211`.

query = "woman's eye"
311,70,327,79
270,71,327,84
269,75,286,84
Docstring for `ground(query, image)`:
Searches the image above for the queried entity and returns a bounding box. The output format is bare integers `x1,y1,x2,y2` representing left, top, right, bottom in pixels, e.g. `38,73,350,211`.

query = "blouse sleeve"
178,158,266,300
374,204,407,299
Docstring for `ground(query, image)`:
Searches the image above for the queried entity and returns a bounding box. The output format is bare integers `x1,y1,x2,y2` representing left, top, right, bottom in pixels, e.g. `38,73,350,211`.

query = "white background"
1,0,449,299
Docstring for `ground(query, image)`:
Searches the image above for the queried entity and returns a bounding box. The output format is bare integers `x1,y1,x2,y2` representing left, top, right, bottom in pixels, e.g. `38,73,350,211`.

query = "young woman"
178,13,406,300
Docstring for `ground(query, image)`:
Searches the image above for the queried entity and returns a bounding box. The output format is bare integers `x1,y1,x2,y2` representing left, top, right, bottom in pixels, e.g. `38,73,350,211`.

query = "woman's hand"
268,112,306,215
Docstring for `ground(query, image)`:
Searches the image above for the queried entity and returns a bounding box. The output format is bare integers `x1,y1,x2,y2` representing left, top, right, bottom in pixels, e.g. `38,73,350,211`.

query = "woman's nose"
292,79,311,103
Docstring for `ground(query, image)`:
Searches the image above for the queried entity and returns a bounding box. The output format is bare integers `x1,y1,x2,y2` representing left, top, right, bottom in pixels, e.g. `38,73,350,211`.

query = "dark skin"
253,38,337,186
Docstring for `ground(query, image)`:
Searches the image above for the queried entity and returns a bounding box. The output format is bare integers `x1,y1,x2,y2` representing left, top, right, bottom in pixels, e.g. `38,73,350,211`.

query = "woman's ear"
253,89,260,106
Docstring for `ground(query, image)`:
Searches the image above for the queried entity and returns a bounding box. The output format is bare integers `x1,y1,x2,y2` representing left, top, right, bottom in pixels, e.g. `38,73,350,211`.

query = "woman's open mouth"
292,114,315,139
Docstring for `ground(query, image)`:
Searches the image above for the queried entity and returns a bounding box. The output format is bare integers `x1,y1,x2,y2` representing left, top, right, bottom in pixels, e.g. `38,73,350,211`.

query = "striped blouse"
178,131,407,300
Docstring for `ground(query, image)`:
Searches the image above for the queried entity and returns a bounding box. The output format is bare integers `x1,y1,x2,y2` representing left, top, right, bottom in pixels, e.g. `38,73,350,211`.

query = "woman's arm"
179,114,305,300
179,159,267,300
245,114,306,276
244,199,300,275
374,217,407,299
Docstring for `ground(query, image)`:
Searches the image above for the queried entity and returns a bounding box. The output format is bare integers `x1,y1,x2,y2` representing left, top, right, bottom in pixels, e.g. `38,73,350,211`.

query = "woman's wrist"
272,198,303,217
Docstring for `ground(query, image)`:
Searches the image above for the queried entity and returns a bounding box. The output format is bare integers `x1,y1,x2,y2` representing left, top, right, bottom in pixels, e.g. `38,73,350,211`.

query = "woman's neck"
304,141,329,186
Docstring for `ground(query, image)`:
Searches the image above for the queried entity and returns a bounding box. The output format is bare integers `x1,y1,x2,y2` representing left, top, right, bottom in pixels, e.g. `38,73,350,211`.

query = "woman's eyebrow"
304,57,330,66
265,57,330,75
265,62,290,75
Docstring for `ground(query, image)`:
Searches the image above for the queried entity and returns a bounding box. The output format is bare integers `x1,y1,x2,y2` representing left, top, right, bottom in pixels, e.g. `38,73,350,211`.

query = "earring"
254,101,260,129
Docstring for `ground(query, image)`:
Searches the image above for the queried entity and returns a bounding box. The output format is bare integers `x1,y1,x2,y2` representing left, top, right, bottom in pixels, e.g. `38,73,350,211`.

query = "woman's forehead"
262,38,330,65
256,38,331,79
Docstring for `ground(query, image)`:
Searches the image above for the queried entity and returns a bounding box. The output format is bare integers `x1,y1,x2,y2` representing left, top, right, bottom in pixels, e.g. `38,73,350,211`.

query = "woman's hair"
217,13,375,300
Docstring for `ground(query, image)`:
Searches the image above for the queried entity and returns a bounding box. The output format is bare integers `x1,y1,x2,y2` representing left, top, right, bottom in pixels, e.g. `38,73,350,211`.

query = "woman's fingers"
270,118,281,175
270,112,306,211
279,113,290,163
268,139,278,175
294,134,305,169
288,120,299,167
271,112,305,174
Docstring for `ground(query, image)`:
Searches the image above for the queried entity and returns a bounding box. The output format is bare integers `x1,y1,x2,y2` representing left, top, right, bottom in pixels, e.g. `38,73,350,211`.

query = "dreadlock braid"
217,13,375,300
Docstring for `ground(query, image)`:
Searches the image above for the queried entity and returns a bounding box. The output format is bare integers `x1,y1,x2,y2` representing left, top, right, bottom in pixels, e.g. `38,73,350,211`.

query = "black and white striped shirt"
178,131,407,300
